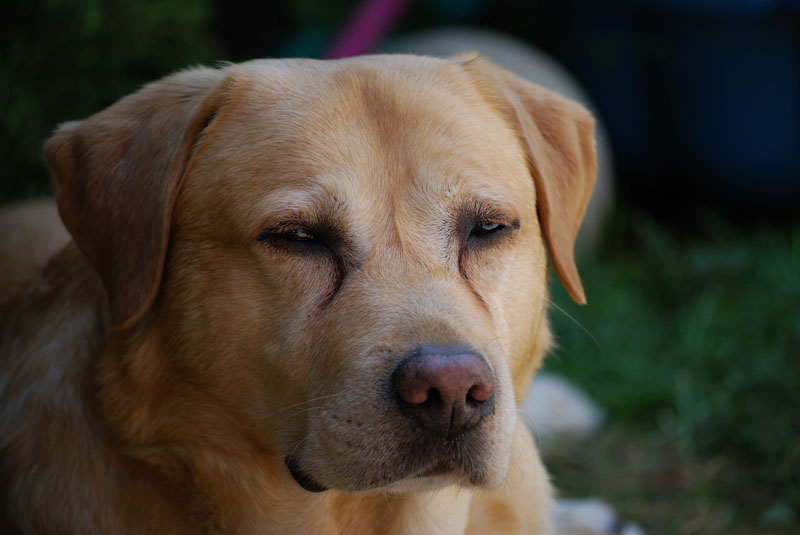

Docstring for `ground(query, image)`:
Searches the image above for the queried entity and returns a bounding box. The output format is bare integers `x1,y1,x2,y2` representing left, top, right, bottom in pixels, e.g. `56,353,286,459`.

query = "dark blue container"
555,0,800,204
664,20,799,199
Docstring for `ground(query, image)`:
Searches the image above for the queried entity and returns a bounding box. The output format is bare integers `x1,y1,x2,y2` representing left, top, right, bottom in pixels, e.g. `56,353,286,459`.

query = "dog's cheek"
247,254,354,444
499,230,550,403
458,242,522,354
157,245,333,426
460,230,548,404
508,229,550,400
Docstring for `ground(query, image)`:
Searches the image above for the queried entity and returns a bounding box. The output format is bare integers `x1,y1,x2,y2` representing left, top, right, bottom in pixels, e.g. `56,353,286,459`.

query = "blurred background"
2,1,798,533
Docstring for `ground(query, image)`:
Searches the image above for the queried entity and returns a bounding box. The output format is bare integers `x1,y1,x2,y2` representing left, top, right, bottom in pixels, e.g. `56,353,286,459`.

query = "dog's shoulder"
0,201,70,325
0,243,112,531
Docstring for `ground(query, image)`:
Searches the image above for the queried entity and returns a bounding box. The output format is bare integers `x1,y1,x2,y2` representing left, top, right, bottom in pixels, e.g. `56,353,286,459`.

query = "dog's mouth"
285,456,328,493
284,457,328,492
285,454,466,493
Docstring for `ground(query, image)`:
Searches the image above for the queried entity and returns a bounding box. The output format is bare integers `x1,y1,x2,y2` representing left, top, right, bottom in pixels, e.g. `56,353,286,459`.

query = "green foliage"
546,213,800,525
1,0,214,202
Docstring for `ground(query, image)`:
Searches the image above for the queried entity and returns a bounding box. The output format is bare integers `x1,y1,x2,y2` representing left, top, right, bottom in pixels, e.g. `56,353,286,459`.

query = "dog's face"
45,56,595,493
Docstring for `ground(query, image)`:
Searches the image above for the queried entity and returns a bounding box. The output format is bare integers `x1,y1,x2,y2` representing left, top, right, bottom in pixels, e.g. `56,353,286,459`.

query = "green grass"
543,212,800,534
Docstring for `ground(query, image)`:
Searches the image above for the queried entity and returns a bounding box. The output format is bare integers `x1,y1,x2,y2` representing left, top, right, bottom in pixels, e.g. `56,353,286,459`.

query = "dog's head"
45,55,595,493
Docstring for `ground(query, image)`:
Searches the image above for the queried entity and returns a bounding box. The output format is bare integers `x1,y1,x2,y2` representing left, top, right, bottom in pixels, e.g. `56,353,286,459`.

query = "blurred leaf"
1,0,214,203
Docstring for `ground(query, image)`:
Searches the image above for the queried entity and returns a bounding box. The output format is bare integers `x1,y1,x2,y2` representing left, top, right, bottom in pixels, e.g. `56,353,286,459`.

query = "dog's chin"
380,462,469,493
286,405,516,493
285,455,501,494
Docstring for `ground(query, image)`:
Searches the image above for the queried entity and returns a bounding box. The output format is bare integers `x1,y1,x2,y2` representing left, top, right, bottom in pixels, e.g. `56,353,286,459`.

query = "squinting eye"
286,227,316,241
256,226,317,244
471,220,505,236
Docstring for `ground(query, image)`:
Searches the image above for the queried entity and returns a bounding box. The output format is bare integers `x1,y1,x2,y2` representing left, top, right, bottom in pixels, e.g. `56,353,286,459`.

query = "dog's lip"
414,459,456,478
284,454,462,493
285,456,328,493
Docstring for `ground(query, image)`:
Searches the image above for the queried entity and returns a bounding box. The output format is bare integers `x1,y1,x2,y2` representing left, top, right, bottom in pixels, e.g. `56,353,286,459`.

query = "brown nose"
392,346,495,436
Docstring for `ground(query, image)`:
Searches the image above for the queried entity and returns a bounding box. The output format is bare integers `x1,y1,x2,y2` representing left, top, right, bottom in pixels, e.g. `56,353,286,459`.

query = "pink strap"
325,0,412,59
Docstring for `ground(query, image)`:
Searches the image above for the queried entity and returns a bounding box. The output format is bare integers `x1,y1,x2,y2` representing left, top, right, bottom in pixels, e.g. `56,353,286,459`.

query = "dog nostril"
402,386,432,406
467,383,493,403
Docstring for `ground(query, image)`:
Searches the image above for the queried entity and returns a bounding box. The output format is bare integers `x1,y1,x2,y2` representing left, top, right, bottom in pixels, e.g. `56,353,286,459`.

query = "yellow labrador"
0,54,595,534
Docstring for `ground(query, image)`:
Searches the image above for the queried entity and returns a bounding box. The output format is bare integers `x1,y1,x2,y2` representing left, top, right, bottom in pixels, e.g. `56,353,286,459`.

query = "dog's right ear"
45,67,229,329
461,57,597,305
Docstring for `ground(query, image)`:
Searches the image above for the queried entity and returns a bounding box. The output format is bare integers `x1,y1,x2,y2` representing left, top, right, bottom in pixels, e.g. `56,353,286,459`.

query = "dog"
0,54,596,534
0,201,70,322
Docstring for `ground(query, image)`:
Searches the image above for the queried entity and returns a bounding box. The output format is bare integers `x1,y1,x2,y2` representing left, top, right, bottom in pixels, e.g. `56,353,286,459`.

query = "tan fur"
0,55,595,534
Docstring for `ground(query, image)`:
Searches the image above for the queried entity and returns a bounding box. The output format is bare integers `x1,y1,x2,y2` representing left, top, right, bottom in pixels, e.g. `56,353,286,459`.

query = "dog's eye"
257,226,317,242
256,226,327,255
470,220,505,238
283,227,316,241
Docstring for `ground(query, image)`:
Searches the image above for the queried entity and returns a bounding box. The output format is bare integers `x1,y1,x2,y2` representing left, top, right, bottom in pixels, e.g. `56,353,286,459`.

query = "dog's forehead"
184,56,533,223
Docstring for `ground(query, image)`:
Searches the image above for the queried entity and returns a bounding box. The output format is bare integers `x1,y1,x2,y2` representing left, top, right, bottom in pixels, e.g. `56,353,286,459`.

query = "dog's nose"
392,346,495,436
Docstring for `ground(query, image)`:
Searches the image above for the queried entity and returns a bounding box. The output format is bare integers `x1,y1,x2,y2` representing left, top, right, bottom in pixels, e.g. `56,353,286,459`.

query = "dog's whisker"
476,335,504,358
272,403,333,429
278,392,348,413
517,408,547,458
380,491,395,516
287,434,310,460
546,298,600,347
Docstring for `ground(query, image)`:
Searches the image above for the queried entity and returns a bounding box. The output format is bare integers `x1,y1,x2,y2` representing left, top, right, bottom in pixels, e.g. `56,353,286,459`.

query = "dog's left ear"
45,67,229,328
462,57,597,304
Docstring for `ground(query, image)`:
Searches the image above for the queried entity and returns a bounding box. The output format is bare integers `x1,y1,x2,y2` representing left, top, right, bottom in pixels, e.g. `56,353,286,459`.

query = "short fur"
0,55,595,534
